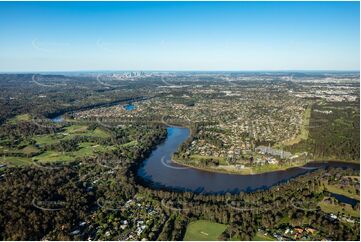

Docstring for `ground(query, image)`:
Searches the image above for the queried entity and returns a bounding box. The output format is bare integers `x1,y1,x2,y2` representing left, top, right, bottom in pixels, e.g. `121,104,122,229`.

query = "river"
137,126,359,194
49,114,358,194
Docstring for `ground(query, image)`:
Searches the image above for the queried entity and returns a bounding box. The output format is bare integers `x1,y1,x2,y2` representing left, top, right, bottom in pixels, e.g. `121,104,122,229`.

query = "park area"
0,116,115,167
184,220,227,241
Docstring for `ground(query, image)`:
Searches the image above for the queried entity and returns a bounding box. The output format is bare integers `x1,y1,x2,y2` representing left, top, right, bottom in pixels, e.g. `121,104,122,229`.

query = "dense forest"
1,161,359,240
0,122,167,240
287,101,360,161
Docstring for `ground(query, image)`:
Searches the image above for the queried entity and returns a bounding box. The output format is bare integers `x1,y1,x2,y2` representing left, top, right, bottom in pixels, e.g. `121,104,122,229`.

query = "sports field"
183,220,227,241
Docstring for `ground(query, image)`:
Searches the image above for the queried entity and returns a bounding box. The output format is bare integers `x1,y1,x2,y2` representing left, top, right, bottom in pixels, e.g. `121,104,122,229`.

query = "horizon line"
0,69,360,74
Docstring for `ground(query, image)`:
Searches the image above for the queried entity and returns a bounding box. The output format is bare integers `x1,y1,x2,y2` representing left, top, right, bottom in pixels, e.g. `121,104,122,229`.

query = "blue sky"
0,1,359,71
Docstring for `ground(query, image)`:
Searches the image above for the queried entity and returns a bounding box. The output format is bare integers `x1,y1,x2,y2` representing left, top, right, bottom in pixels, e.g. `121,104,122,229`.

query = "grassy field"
318,198,359,218
33,150,74,163
324,183,360,200
63,125,111,138
251,161,308,174
252,232,276,241
1,124,115,167
190,154,227,165
1,156,31,166
34,134,62,145
21,145,40,155
183,220,227,241
121,140,138,147
276,215,291,227
2,143,116,166
8,114,32,124
33,125,110,146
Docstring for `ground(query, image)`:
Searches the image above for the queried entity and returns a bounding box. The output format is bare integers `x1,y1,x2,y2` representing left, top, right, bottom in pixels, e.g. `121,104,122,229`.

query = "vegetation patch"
8,114,32,124
318,197,359,218
324,183,360,200
281,105,311,146
252,232,276,241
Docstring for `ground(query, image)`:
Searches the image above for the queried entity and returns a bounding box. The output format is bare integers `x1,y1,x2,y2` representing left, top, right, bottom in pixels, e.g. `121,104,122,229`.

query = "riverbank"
172,158,359,175
137,126,359,194
172,158,307,175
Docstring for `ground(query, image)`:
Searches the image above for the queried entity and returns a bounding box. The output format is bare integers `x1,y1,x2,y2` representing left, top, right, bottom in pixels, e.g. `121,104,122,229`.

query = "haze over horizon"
0,1,359,72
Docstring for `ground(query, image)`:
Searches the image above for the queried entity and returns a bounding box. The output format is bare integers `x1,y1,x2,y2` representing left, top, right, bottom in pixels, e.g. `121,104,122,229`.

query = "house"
305,227,317,234
294,227,304,234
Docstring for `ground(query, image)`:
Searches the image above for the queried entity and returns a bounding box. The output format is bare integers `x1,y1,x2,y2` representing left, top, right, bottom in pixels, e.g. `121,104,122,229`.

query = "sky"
0,1,359,72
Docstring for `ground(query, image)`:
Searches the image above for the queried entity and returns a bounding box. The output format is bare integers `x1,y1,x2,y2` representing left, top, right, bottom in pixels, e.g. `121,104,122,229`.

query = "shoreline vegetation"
172,157,359,176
